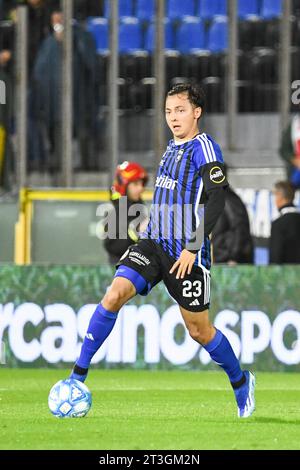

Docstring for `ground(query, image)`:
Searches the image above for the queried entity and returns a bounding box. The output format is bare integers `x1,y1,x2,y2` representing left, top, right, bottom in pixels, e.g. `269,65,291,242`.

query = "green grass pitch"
1,369,300,450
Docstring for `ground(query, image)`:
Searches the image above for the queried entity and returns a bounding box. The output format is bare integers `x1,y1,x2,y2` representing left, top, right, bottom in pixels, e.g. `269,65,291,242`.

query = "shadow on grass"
254,417,300,426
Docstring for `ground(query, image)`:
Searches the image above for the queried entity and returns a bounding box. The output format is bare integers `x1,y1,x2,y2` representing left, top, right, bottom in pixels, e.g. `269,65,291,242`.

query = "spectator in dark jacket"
212,181,253,264
0,48,13,191
104,162,148,265
270,181,300,264
31,10,99,170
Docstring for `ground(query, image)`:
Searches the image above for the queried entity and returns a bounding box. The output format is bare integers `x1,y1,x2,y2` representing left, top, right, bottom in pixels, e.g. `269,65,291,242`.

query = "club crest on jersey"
176,149,184,162
210,166,225,184
155,175,178,190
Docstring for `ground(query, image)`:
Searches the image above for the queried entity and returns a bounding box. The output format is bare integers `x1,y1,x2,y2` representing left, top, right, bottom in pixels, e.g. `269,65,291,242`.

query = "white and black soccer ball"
48,379,92,418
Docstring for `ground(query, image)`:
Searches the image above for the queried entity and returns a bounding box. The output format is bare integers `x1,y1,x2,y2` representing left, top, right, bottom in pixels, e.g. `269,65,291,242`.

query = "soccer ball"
48,379,92,418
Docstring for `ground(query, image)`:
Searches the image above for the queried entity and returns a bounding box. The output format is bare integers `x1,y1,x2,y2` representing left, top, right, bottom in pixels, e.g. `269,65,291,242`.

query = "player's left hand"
169,249,196,279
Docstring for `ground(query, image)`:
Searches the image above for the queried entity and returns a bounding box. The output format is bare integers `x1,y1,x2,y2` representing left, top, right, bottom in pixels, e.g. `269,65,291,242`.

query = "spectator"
212,169,253,264
25,0,60,74
31,10,99,171
7,1,60,75
270,181,300,264
104,162,148,265
0,47,13,191
280,112,300,189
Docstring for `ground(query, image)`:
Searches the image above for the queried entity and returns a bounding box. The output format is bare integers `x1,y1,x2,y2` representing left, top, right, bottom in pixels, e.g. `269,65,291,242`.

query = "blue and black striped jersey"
142,133,228,270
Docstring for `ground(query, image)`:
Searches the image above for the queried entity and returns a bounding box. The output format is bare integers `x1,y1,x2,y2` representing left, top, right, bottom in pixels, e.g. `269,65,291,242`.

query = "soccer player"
70,83,255,418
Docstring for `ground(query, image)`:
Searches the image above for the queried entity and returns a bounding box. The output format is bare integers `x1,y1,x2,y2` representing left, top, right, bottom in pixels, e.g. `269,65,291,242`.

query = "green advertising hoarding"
0,264,300,371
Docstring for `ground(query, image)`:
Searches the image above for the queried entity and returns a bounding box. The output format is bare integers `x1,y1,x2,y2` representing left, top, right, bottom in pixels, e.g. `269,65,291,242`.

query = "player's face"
165,93,202,141
127,180,145,202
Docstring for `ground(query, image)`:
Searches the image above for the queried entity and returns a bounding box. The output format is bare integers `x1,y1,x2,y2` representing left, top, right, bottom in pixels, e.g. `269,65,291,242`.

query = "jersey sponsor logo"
155,175,178,190
209,166,225,184
128,251,150,266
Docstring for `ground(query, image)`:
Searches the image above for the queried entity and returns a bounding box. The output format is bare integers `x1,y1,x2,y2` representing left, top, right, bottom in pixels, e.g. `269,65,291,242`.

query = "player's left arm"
197,161,229,239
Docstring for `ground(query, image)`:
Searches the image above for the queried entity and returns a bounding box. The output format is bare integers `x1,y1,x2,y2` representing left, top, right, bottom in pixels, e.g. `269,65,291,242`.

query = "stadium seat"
136,0,155,21
210,53,226,78
104,0,133,17
291,46,300,83
119,54,152,82
254,84,279,112
250,48,278,85
261,0,282,19
238,18,266,50
237,80,254,112
238,0,259,18
264,20,280,48
164,53,183,87
139,78,156,109
201,77,225,112
119,17,143,54
197,0,227,20
118,78,129,109
291,15,300,47
207,17,228,53
87,17,109,54
176,17,206,54
180,52,212,81
144,20,175,52
167,0,196,21
238,51,253,81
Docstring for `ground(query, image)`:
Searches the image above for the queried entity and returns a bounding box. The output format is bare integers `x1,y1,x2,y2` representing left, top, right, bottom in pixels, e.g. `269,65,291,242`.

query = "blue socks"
204,329,244,386
71,303,118,382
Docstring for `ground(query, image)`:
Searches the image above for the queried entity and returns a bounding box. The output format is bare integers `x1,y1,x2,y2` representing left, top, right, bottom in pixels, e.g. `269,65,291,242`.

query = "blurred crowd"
0,0,103,189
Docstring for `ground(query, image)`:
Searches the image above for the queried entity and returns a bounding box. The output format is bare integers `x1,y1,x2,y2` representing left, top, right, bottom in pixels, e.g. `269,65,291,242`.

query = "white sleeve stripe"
196,136,210,163
199,135,213,163
203,134,217,162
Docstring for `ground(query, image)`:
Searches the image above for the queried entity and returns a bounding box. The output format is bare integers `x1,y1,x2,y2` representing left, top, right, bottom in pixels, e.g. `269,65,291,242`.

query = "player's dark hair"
274,181,295,202
167,83,205,112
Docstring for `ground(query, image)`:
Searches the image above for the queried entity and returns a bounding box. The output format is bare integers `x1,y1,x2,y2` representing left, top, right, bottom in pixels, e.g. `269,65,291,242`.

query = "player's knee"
188,325,213,345
103,282,135,311
103,289,125,311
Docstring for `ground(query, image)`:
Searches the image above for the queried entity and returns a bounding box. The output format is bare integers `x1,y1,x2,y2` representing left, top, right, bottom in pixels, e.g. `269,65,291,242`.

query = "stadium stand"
238,0,260,19
144,19,175,51
198,0,227,20
167,0,196,21
261,0,282,19
136,0,155,22
176,16,206,54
